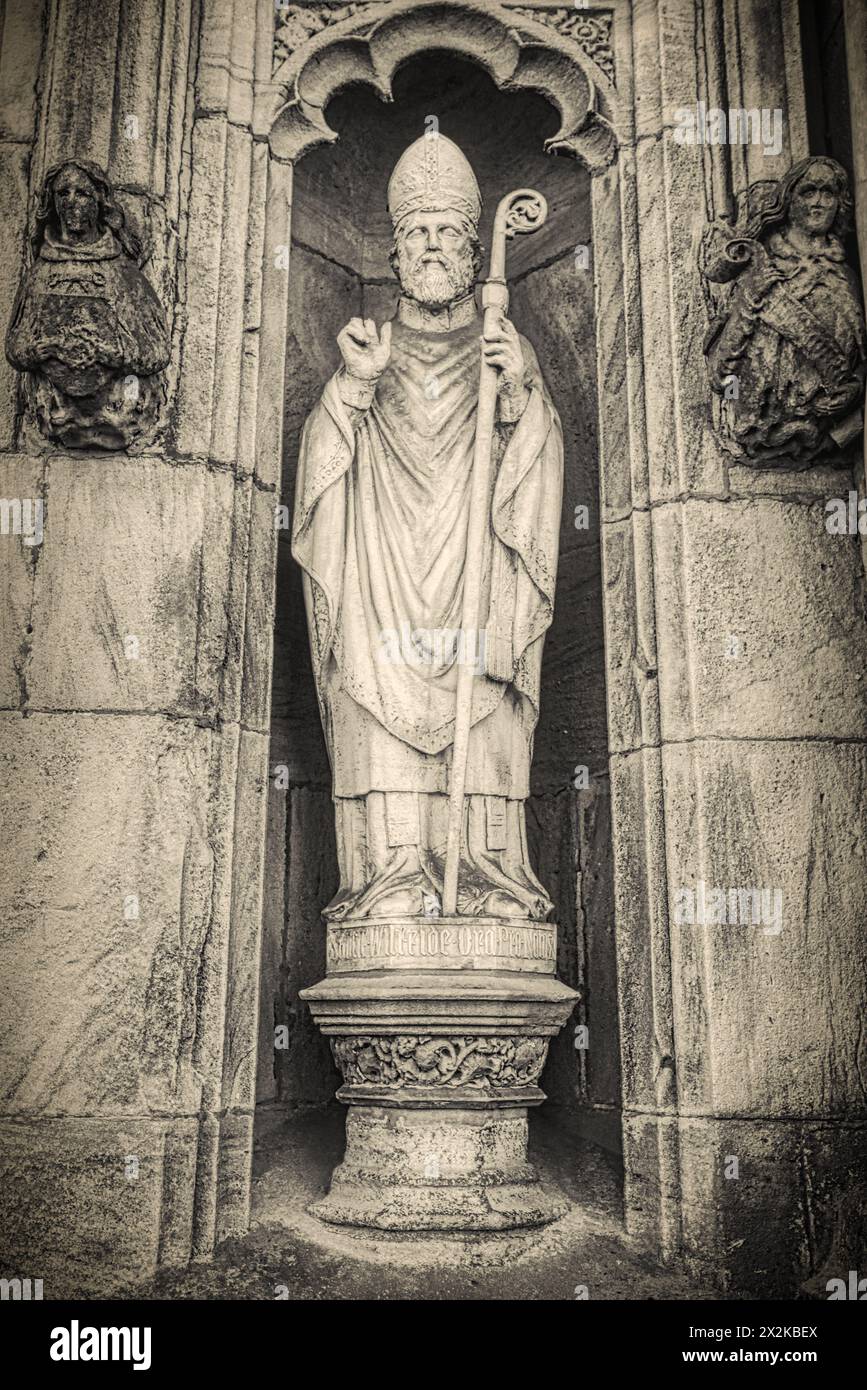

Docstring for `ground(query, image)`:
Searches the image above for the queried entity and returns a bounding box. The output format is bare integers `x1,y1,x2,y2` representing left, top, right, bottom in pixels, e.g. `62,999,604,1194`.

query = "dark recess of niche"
266,51,621,1143
798,0,860,281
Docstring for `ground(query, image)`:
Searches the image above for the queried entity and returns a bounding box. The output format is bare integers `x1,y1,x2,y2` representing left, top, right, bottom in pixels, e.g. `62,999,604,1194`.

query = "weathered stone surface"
279,240,361,512
0,0,265,1302
0,712,238,1116
270,541,331,784
0,1,45,145
279,786,340,1104
259,784,338,1109
677,1116,867,1296
173,116,230,459
18,455,238,718
663,737,867,1118
311,1104,568,1232
609,748,674,1119
254,157,293,492
600,511,660,756
528,784,620,1123
652,494,867,743
621,1109,680,1259
256,778,287,1105
0,1114,198,1298
0,454,43,708
0,142,31,446
221,730,270,1113
512,254,607,791
241,481,279,734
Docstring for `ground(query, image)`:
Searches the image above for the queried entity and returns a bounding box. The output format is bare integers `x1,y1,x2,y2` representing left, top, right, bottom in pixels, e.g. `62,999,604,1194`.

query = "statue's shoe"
479,889,536,918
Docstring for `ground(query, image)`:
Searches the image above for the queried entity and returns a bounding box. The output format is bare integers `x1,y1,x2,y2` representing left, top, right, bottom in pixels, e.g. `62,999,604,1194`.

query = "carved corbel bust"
700,156,866,469
5,159,170,450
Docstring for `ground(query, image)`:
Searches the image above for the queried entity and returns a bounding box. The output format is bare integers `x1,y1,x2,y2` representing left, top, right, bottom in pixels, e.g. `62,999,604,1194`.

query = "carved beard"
397,244,476,310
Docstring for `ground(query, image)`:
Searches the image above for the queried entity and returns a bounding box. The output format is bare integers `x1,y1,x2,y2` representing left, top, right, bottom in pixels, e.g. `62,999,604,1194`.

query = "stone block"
21,455,239,720
0,711,239,1116
677,1116,867,1296
663,738,867,1117
312,1105,568,1232
240,482,279,734
610,749,674,1115
221,729,269,1112
0,1114,198,1298
0,144,31,447
601,512,660,755
653,496,867,742
0,454,43,708
0,1,45,142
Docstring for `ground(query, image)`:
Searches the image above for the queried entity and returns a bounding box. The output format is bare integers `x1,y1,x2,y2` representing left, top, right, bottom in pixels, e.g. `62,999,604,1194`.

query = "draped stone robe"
292,294,563,920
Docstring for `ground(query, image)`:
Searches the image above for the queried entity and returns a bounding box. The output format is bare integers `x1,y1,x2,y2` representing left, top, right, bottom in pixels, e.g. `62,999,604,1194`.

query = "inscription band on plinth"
326,915,557,974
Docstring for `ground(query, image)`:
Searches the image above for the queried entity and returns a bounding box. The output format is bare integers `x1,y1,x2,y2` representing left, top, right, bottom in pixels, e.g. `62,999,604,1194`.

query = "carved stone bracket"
5,159,170,452
700,156,866,470
266,0,618,170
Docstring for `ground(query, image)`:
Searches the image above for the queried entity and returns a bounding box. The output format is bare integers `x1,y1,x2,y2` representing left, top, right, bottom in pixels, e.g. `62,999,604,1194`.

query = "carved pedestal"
301,918,577,1231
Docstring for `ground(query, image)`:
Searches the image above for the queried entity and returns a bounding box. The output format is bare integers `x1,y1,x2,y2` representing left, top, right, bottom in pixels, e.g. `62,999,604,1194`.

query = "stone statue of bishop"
292,134,563,923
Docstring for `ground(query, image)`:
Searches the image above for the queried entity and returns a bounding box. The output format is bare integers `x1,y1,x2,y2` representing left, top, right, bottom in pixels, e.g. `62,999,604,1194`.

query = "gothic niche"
264,47,619,1232
701,156,866,469
5,159,170,451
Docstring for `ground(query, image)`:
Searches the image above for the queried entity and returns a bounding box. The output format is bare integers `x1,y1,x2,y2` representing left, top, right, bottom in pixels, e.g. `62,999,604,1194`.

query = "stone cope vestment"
292,294,563,920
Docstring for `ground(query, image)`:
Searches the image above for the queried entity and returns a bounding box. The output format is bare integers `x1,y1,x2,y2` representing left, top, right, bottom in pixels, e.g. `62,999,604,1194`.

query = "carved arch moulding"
260,0,619,169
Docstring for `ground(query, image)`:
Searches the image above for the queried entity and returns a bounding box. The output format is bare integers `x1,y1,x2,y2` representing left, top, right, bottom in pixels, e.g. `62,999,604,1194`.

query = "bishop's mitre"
387,134,482,228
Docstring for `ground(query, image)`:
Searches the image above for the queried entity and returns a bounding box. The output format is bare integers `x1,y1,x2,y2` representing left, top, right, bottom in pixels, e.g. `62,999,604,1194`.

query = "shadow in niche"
257,52,621,1207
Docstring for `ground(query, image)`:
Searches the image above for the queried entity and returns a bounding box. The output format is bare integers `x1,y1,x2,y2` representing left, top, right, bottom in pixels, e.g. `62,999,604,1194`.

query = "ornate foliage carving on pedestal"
332,1034,549,1088
700,156,866,469
6,160,170,451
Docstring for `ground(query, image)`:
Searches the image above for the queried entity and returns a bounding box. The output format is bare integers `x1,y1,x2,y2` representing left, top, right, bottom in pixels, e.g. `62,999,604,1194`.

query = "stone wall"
0,0,865,1300
0,0,274,1296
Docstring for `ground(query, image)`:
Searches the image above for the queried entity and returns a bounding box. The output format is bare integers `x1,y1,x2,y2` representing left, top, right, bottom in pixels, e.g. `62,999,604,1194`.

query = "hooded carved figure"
292,135,563,921
6,159,170,450
701,156,866,467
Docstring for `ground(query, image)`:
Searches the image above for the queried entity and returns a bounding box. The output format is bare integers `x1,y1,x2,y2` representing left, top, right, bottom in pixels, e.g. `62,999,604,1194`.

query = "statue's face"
789,163,839,237
394,211,477,308
53,165,100,242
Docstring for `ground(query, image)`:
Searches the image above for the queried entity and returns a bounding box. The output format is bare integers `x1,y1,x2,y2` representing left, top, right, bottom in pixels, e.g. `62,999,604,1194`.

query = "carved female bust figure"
6,159,170,450
702,156,866,468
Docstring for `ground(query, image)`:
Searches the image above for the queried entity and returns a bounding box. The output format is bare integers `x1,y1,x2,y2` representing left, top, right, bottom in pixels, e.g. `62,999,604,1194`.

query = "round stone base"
309,1105,569,1232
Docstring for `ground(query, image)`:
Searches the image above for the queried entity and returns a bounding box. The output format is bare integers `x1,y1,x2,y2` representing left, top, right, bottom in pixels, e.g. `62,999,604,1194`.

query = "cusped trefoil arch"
265,0,618,170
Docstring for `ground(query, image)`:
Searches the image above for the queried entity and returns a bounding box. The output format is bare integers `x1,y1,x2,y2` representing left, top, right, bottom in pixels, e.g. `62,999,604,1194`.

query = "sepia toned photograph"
0,0,865,1361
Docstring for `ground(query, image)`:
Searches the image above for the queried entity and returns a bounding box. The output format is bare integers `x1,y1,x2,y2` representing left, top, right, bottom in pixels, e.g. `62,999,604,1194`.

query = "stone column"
844,0,867,577
605,0,867,1294
0,0,275,1295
